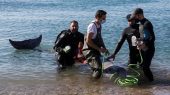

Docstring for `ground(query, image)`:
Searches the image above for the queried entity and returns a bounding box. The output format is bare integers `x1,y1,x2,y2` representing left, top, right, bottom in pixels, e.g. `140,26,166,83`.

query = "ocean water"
0,0,170,94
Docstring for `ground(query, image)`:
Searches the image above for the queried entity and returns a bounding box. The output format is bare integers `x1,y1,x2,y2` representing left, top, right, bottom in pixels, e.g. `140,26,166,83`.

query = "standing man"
107,14,141,66
131,8,155,82
83,10,108,79
54,20,84,70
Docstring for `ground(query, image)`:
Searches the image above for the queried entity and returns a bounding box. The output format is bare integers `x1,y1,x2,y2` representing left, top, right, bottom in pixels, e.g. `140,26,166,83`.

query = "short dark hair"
95,10,107,18
126,14,132,21
126,14,136,21
70,20,78,25
132,8,143,15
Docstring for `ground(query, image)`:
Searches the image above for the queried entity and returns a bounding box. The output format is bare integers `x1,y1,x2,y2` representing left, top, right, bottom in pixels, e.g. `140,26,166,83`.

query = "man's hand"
99,47,107,53
104,50,110,56
106,54,115,61
137,42,148,51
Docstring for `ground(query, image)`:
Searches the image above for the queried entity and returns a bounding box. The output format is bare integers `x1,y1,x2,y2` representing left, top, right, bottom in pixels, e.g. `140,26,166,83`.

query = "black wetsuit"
54,29,84,67
113,24,140,65
140,18,155,82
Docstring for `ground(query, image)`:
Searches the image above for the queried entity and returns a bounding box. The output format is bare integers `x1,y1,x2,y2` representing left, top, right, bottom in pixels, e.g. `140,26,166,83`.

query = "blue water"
0,0,170,86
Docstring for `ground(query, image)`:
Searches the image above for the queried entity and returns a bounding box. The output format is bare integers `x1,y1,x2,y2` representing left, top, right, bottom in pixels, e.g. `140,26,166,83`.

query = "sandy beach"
0,0,170,95
0,68,170,95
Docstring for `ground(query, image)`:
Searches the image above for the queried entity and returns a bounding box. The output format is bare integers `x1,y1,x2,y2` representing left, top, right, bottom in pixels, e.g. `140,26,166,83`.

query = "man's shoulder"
123,26,135,34
87,22,97,34
77,32,84,35
88,22,96,28
60,30,69,33
57,30,69,38
143,18,152,25
76,32,84,39
145,20,152,26
124,27,131,31
58,30,70,36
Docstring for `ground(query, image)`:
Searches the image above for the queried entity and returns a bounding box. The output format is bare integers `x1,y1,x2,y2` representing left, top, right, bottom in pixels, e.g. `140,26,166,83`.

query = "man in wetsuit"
130,8,155,82
83,10,108,79
107,14,140,65
53,20,84,69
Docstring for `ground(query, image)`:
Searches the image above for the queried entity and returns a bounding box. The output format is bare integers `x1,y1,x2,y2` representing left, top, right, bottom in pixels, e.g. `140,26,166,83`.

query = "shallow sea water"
0,0,170,94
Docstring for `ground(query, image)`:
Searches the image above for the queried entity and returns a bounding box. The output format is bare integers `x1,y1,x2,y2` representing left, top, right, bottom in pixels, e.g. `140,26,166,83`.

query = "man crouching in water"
83,10,109,79
53,20,84,70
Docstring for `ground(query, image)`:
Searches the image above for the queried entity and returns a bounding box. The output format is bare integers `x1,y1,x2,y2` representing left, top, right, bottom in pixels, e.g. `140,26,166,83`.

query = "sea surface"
0,0,170,95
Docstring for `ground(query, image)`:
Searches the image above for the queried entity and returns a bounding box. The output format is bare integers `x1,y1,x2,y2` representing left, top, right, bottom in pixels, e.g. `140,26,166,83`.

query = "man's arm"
113,30,126,56
143,21,155,47
86,32,106,53
86,32,101,51
78,33,84,49
53,30,68,50
108,29,126,59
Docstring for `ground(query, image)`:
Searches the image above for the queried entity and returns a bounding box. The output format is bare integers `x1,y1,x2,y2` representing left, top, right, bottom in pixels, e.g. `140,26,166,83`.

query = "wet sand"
0,61,170,95
0,80,170,95
0,68,170,95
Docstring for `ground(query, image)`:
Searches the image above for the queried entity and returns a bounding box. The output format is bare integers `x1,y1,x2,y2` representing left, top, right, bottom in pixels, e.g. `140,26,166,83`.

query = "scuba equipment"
114,50,143,86
53,30,69,51
137,24,150,51
55,45,71,69
101,50,143,86
55,45,71,54
131,36,137,46
63,46,71,53
107,64,140,86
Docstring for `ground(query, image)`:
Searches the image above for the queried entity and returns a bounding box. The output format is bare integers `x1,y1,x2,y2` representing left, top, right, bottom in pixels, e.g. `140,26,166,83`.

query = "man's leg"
57,54,67,70
83,50,102,79
91,56,102,79
57,52,74,69
141,49,155,82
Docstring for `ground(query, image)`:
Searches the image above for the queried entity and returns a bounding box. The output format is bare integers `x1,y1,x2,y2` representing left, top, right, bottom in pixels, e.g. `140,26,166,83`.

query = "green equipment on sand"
102,50,143,86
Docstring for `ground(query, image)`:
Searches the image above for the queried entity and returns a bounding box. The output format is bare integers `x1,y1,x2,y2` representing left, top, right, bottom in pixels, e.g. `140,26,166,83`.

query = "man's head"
131,8,144,21
70,20,79,33
95,10,107,24
126,14,136,26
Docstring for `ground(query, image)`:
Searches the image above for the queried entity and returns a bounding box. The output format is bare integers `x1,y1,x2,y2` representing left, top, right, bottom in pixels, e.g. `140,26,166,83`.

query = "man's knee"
89,57,102,69
57,54,74,66
92,68,102,79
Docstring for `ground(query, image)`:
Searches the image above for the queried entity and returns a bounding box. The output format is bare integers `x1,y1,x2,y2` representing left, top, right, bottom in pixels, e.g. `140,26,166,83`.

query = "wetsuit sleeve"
54,30,66,43
53,30,68,49
143,21,155,47
112,29,126,56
